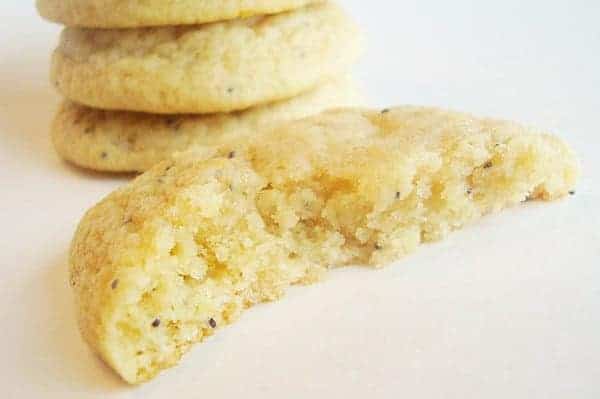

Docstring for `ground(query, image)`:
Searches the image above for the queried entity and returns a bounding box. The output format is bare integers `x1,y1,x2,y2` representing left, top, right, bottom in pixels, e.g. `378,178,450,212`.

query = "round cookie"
37,0,323,28
52,77,363,172
51,3,362,115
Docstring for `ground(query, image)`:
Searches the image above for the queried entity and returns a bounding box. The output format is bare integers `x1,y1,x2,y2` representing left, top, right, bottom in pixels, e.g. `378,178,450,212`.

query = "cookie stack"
38,0,363,172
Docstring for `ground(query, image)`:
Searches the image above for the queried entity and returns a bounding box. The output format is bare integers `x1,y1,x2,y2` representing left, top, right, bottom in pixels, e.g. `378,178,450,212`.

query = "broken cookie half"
69,106,579,383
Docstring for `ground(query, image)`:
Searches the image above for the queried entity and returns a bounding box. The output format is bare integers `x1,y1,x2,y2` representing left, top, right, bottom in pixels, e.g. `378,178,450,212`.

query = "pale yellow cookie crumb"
70,107,579,383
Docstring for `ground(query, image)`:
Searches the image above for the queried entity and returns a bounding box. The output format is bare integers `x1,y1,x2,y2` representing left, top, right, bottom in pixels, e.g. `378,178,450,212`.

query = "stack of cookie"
38,0,363,172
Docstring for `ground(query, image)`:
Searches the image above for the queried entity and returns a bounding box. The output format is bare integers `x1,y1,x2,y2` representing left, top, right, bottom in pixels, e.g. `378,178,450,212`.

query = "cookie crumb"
111,279,119,289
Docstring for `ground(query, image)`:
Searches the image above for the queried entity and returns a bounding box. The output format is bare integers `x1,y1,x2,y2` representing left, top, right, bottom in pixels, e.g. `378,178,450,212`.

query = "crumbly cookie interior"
71,107,578,383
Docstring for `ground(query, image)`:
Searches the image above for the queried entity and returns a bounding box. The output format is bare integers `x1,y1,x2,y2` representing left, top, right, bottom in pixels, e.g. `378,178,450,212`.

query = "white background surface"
1,1,599,398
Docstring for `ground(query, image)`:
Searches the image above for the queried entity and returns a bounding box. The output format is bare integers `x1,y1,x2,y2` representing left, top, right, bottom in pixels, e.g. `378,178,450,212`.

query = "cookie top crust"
51,3,362,114
37,0,323,28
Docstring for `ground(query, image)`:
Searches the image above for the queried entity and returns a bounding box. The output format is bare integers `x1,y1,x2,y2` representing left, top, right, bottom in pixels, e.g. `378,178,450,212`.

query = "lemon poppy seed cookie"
37,0,323,28
51,77,363,172
51,3,362,114
70,106,578,383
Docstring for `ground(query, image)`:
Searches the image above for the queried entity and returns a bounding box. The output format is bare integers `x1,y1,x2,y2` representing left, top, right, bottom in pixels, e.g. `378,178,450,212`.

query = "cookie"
51,3,362,114
70,106,578,383
37,0,323,28
51,77,362,172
